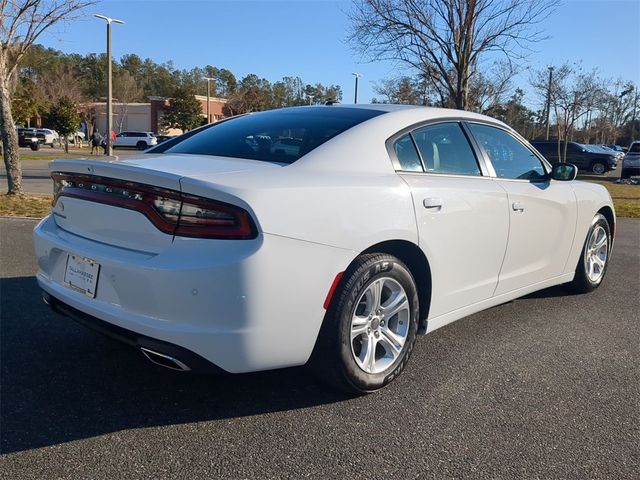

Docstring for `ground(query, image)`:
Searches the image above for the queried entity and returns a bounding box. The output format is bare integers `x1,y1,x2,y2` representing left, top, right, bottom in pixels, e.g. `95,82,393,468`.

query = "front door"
466,123,577,295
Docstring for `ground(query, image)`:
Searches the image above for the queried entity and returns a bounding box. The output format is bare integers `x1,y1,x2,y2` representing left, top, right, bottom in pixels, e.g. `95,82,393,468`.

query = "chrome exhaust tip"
140,347,191,372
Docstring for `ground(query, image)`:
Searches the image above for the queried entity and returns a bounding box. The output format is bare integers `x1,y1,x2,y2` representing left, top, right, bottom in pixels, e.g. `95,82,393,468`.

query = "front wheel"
591,161,606,174
569,213,611,293
311,254,419,394
136,141,148,150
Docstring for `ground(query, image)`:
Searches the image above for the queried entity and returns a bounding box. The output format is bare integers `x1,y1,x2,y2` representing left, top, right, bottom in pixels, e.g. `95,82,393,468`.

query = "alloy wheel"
350,277,410,374
585,225,608,283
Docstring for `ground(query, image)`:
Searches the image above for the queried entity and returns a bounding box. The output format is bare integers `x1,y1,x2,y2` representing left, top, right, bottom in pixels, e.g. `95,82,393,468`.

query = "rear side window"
393,135,423,172
162,107,385,164
468,124,546,181
411,123,481,176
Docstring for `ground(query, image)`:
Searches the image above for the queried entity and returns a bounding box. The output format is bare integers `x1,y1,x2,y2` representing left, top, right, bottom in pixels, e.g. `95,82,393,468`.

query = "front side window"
411,123,481,176
468,124,547,181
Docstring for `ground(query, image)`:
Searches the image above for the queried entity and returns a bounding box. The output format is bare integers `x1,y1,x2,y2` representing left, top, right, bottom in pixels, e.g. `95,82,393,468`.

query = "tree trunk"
64,138,69,153
0,78,24,195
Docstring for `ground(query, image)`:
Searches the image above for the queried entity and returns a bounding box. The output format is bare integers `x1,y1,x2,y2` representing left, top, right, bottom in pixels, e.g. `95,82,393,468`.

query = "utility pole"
352,72,361,104
204,77,214,123
545,66,554,140
94,14,124,156
632,86,639,142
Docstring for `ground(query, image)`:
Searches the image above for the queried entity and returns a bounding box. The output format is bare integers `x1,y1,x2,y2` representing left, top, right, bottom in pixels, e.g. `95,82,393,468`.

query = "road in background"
0,217,638,479
0,148,139,194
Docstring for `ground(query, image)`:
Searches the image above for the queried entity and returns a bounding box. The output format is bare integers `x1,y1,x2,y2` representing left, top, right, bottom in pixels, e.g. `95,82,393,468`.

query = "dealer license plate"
64,254,100,298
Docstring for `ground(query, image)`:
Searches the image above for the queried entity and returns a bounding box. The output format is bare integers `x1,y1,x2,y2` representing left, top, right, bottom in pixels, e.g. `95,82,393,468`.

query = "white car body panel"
399,173,509,318
492,179,577,295
33,105,615,374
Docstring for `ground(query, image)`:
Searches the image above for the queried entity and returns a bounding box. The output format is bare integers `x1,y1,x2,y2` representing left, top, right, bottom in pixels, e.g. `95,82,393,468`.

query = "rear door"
466,123,577,295
391,121,509,319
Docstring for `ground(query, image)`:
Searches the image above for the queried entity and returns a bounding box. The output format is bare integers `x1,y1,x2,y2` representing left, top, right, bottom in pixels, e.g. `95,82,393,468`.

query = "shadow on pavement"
0,276,353,454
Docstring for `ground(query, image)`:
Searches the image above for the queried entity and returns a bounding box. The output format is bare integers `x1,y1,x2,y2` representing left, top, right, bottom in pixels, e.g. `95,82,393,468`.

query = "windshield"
157,107,385,164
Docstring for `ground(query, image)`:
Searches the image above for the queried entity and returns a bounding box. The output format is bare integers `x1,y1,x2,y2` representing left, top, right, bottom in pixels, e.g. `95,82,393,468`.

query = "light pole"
545,66,554,140
352,72,361,104
94,14,124,156
204,77,214,123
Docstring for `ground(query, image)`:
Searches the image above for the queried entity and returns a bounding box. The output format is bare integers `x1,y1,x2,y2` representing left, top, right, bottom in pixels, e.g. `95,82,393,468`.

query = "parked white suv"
36,128,59,147
113,131,158,150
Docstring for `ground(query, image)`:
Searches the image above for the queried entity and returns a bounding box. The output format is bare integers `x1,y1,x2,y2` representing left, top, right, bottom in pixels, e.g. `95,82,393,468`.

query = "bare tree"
0,0,95,195
373,76,424,104
114,70,142,132
532,64,603,161
348,0,559,110
467,61,514,113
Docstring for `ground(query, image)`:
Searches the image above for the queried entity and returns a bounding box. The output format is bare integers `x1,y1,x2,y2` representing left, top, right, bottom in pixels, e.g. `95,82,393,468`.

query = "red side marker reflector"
323,272,344,310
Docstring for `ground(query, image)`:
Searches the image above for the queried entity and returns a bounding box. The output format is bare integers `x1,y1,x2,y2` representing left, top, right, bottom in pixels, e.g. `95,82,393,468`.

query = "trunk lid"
50,154,277,252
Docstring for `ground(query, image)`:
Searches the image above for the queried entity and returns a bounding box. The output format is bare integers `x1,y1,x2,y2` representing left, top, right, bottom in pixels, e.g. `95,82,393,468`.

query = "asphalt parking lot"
1,217,638,479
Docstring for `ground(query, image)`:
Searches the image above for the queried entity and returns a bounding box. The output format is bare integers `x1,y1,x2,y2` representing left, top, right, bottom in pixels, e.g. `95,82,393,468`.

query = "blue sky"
40,0,639,108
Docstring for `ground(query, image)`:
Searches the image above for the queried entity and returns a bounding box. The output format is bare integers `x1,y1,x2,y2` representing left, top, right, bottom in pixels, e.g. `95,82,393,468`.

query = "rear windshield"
158,107,385,164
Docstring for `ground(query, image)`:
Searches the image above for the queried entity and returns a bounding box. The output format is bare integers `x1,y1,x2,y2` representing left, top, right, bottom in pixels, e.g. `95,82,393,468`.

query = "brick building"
92,95,229,135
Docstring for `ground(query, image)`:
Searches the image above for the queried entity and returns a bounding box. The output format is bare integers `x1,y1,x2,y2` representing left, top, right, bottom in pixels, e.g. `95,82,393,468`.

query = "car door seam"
491,178,512,297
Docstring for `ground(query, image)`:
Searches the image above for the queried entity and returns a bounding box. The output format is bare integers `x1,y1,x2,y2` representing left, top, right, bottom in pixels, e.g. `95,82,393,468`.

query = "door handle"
423,197,443,210
512,202,525,212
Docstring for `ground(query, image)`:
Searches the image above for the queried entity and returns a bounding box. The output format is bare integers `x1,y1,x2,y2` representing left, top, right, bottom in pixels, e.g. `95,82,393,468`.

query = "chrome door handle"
512,202,525,212
423,197,443,210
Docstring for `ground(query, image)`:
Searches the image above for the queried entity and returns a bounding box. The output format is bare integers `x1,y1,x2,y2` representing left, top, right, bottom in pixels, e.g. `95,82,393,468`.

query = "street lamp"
203,77,214,123
352,72,361,104
545,66,553,140
94,14,124,156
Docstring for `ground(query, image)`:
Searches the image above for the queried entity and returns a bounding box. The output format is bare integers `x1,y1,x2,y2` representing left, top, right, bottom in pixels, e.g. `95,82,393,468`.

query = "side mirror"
551,162,578,181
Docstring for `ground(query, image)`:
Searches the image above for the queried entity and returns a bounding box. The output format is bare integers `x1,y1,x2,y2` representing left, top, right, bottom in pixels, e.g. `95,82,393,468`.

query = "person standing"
90,131,102,155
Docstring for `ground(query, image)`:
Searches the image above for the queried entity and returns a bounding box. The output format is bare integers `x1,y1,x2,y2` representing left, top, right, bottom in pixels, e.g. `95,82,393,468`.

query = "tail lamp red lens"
52,172,257,240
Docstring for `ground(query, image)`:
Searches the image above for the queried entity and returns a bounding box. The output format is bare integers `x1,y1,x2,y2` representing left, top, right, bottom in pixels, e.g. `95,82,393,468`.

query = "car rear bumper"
34,214,354,373
43,291,225,373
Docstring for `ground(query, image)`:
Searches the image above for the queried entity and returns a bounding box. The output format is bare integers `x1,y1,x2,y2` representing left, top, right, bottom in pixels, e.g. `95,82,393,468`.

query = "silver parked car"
621,141,640,178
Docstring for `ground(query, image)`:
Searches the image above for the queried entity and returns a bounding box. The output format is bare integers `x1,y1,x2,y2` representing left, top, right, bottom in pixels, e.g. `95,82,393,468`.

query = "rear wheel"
136,141,148,150
30,142,40,151
312,254,419,394
569,213,611,293
591,161,606,174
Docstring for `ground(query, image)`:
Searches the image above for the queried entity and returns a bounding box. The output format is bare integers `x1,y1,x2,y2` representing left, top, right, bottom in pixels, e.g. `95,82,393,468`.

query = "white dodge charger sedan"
33,105,615,393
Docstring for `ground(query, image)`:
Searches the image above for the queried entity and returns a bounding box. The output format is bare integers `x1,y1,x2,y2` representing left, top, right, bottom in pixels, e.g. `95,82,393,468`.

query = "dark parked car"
17,128,40,151
530,140,617,174
605,144,626,153
155,135,177,144
621,141,640,179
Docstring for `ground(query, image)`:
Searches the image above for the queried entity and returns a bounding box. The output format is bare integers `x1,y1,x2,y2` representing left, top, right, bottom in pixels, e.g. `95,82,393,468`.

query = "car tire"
621,168,631,179
30,142,40,151
136,141,148,150
591,162,606,174
311,253,419,394
568,213,611,293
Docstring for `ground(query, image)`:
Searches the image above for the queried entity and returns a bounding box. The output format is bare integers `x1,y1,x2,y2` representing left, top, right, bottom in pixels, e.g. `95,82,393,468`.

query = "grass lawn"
18,150,92,161
588,180,640,219
0,194,52,218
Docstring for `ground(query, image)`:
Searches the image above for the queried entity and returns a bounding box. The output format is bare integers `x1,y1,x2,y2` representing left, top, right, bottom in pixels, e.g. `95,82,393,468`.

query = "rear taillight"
52,172,257,240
